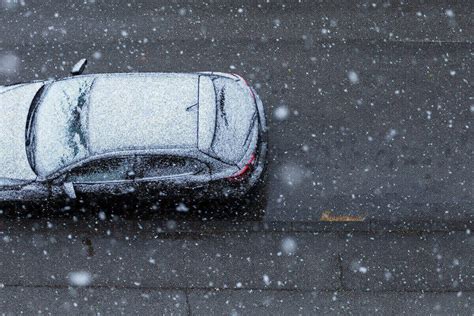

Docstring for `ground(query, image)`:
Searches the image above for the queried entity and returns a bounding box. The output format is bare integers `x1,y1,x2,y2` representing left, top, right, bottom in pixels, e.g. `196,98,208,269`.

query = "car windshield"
27,77,94,176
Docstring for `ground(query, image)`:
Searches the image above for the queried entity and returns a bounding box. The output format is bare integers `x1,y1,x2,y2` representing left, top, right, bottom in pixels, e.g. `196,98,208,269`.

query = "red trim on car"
232,73,256,100
227,153,256,182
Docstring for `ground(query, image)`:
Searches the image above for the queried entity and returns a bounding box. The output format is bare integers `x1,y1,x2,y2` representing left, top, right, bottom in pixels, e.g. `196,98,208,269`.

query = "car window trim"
134,171,197,182
65,155,136,184
133,154,209,180
73,179,134,185
46,150,215,183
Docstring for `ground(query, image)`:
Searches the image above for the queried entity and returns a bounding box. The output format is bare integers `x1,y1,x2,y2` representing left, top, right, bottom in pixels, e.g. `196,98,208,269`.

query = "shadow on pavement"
0,181,268,224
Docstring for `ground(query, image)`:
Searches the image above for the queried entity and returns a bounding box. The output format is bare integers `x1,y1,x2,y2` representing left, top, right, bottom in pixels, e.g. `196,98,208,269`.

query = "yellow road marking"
320,210,366,222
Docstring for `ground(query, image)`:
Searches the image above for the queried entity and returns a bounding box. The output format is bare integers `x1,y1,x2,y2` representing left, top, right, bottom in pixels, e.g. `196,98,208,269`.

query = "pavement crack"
185,290,192,316
337,253,346,292
0,283,472,294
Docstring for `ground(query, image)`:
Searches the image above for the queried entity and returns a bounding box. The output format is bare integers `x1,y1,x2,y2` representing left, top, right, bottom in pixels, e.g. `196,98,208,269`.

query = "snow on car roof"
31,73,217,176
88,73,201,154
33,77,92,177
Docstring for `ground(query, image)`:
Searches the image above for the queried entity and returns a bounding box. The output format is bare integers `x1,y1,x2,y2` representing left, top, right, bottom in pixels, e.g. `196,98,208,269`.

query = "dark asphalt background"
0,0,473,314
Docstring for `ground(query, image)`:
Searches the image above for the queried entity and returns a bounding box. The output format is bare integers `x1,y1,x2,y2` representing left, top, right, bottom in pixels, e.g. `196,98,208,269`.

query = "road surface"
0,0,473,314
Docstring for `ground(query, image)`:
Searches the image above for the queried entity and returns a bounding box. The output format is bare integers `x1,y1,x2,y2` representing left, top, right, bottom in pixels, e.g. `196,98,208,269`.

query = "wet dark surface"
1,0,472,223
0,0,473,314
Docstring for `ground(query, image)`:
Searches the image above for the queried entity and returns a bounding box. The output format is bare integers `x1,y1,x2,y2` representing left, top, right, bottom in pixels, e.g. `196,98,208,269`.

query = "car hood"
0,83,43,181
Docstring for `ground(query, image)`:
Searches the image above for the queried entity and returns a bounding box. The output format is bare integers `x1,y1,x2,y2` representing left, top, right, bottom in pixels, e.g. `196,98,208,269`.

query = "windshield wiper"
25,84,47,172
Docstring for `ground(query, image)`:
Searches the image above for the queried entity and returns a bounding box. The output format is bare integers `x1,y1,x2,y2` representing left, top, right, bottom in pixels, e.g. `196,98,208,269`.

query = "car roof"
87,73,201,154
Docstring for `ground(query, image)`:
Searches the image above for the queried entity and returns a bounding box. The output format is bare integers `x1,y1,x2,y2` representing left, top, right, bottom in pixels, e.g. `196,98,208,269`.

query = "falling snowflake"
93,51,102,60
348,71,359,84
176,202,189,213
0,53,19,75
68,271,92,286
445,9,455,18
274,105,289,121
358,266,368,273
263,274,271,286
281,237,297,255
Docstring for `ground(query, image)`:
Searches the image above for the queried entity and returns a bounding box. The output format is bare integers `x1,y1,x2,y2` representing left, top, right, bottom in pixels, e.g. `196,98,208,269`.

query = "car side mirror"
71,58,87,76
63,182,77,199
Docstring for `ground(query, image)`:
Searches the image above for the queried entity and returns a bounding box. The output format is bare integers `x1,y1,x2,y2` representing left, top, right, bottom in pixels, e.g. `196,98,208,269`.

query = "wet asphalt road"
0,0,473,314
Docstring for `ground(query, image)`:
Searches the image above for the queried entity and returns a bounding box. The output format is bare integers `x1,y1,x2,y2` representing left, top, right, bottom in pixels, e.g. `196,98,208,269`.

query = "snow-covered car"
0,63,267,204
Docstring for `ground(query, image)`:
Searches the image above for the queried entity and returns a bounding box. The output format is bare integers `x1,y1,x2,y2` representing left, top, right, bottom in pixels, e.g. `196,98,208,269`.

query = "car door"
0,179,49,202
133,155,210,198
63,156,135,200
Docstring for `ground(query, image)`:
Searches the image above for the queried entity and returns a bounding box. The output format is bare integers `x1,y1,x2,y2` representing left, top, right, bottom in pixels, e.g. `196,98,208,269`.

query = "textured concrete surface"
0,0,472,314
0,0,472,224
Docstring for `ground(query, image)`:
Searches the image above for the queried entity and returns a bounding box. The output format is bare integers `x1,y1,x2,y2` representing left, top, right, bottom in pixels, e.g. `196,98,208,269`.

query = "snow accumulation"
210,77,256,164
32,73,221,175
1,72,259,181
34,77,93,176
0,178,26,186
87,74,199,154
0,83,43,181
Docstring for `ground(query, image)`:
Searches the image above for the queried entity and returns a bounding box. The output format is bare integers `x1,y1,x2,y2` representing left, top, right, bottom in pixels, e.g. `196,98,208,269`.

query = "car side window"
135,155,206,180
66,157,134,183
